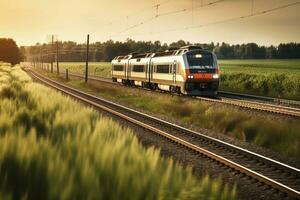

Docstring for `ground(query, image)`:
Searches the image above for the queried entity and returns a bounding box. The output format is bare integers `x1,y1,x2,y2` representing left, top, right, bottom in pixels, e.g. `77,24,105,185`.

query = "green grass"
0,64,236,200
38,69,300,160
58,62,111,78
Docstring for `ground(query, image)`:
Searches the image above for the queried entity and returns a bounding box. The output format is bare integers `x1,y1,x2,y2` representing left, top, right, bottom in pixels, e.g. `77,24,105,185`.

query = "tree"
0,38,22,65
214,43,235,59
278,43,300,59
266,45,278,59
170,40,187,48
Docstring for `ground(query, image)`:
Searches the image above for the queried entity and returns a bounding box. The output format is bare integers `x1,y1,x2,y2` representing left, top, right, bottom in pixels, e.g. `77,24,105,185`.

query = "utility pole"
39,46,41,69
85,34,90,83
41,50,43,69
51,35,54,73
56,40,59,74
33,55,36,68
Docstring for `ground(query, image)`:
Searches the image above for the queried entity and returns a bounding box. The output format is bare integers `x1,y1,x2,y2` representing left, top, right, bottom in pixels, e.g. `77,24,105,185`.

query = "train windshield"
186,52,214,68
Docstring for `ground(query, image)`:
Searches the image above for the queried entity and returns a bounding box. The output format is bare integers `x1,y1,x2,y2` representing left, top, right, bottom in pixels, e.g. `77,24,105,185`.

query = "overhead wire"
110,1,300,38
111,0,226,36
102,0,172,28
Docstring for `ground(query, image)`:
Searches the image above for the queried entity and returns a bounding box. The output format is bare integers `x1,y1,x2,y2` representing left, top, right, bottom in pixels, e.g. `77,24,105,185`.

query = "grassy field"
45,59,300,100
219,59,300,74
37,67,300,160
58,62,111,78
0,64,236,200
219,59,300,100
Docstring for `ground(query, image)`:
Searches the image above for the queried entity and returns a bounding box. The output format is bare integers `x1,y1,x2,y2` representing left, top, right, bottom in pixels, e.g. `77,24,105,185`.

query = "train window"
176,50,183,55
132,65,145,72
113,65,124,71
187,52,213,66
156,65,170,73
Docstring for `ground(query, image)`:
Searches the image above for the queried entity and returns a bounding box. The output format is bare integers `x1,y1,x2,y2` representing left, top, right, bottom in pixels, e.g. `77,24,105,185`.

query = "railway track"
39,68,300,118
26,68,300,199
196,96,300,118
219,91,300,108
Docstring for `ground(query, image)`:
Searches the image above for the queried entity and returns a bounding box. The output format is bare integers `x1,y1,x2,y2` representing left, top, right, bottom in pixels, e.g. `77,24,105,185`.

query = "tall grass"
0,64,236,200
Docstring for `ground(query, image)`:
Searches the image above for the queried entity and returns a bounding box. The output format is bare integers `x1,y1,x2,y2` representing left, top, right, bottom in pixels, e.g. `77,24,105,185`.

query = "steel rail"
196,96,300,117
26,68,300,199
219,91,300,107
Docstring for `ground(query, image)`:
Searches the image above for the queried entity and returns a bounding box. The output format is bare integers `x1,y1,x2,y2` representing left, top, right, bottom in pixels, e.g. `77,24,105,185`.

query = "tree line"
0,38,23,65
1,38,299,65
24,39,300,63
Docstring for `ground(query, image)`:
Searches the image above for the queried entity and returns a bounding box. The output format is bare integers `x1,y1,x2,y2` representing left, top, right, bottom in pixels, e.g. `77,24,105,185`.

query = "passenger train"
111,46,219,96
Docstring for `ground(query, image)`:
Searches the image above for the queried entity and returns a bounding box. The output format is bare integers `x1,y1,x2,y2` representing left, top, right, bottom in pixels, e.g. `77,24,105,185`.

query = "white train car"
111,46,219,96
128,53,152,87
111,55,130,84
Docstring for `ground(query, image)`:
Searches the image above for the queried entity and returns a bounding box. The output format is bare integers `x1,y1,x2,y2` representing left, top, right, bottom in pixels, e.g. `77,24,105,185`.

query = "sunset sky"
0,0,299,46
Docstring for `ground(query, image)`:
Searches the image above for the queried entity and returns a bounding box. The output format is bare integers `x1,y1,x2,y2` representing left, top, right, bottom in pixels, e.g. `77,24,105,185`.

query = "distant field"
52,59,300,100
219,59,300,75
218,59,300,100
58,62,111,78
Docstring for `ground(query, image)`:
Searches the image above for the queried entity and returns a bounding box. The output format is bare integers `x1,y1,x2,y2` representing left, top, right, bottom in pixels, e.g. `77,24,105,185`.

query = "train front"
183,50,219,96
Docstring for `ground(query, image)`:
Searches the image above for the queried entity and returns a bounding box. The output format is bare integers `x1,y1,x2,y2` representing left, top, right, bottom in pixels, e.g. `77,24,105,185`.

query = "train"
111,45,219,96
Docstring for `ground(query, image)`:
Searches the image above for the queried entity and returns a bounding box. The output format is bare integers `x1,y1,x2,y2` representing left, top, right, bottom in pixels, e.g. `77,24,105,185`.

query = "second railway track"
26,68,300,199
36,67,300,118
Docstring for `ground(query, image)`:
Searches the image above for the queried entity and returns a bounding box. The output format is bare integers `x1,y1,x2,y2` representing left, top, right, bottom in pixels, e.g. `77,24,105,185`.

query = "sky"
0,0,299,46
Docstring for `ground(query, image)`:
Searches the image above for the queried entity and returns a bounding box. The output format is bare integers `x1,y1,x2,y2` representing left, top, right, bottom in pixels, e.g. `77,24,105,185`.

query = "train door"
128,63,131,80
147,58,152,83
172,62,177,85
149,62,154,82
145,61,148,81
126,60,130,80
124,63,127,79
127,59,132,79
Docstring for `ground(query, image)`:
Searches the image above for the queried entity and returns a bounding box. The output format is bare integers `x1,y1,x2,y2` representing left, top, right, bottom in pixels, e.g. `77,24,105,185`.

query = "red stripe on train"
185,69,215,79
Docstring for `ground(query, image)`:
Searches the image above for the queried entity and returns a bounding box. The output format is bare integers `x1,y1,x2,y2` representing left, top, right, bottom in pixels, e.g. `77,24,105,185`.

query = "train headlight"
213,74,219,79
188,75,194,79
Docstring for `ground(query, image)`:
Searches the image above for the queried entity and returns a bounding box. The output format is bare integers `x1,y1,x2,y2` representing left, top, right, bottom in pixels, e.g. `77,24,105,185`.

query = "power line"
110,1,300,38
159,0,225,18
102,0,172,28
111,0,226,37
